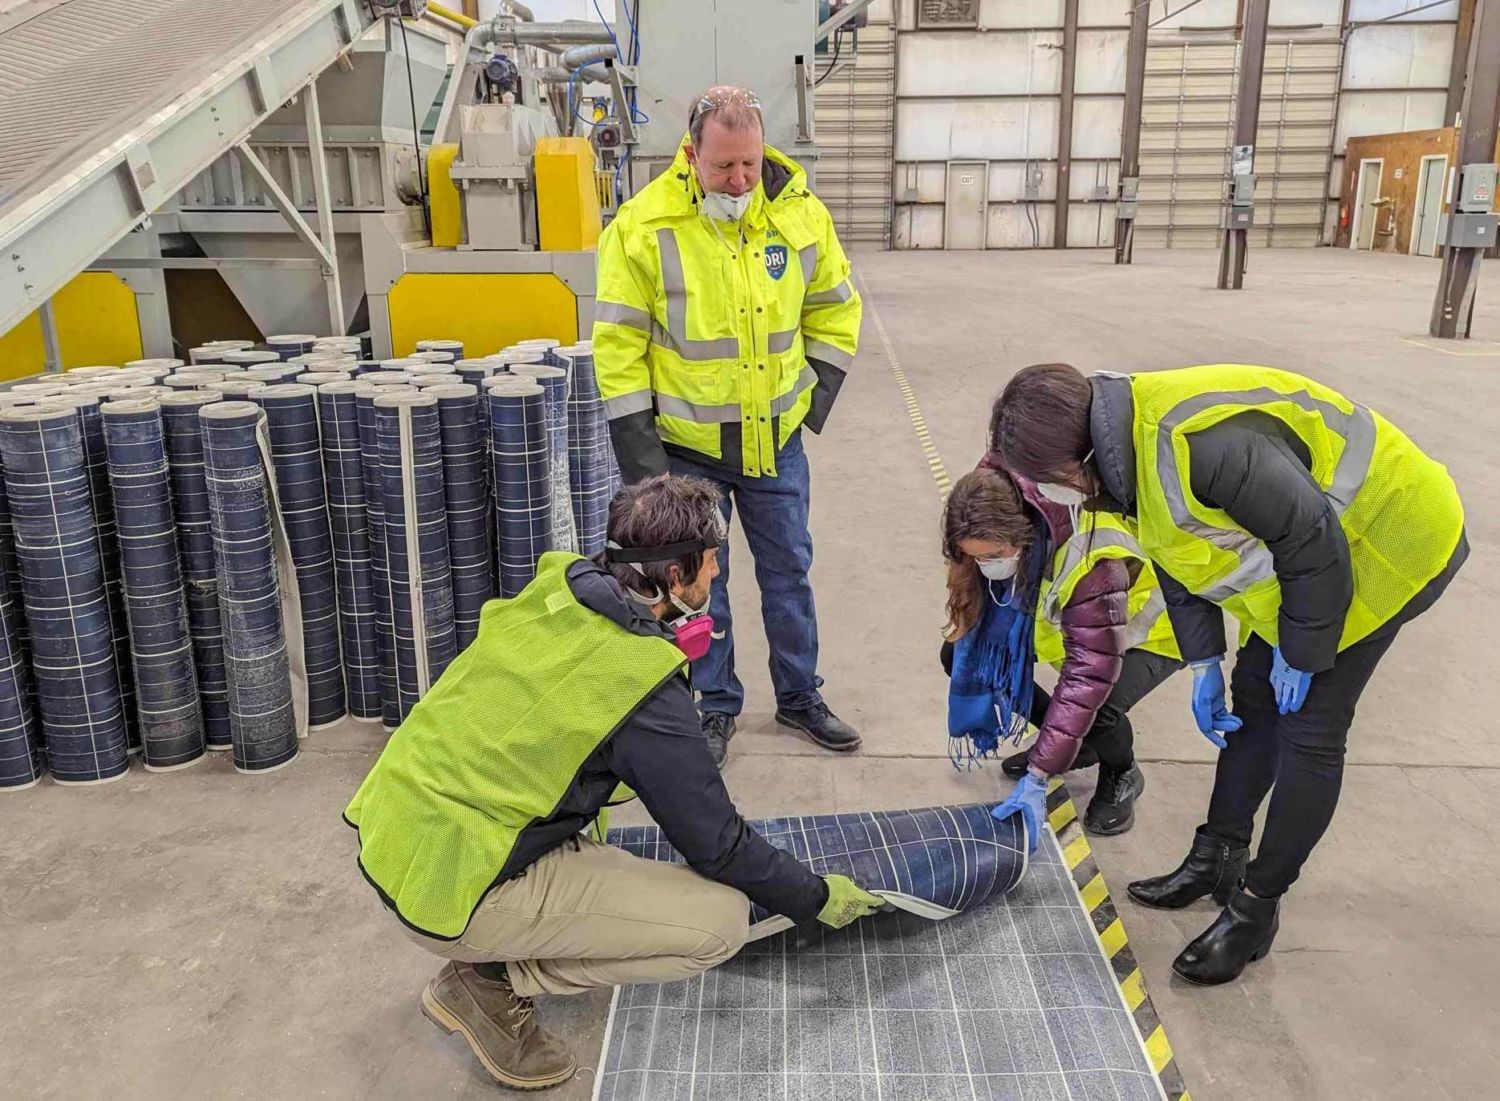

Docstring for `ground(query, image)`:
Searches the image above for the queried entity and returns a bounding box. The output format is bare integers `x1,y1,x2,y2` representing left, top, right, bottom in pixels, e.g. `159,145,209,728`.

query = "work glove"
991,771,1049,854
817,875,885,929
1270,646,1312,715
1189,658,1242,749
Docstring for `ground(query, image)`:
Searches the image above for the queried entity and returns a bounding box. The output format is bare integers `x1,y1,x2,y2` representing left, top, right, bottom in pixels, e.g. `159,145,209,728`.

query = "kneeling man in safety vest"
343,475,882,1091
593,84,863,767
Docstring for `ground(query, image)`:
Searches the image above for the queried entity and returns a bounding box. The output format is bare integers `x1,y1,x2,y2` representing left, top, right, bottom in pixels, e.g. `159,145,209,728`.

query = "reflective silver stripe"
655,229,741,361
768,328,799,355
770,365,818,416
656,393,742,423
804,339,853,370
1041,525,1147,624
798,243,817,286
603,390,655,419
1119,587,1168,651
804,279,853,306
595,301,652,332
1155,385,1379,601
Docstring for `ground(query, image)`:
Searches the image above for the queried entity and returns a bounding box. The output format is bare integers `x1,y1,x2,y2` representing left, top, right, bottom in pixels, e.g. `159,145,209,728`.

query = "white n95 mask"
702,191,753,223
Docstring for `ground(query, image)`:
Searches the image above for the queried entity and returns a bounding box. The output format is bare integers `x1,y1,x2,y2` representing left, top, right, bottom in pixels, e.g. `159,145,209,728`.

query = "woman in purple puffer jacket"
941,460,1183,836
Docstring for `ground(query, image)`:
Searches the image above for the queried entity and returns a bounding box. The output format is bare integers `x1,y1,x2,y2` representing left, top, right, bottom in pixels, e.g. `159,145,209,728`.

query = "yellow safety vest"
1130,364,1465,652
1034,510,1180,668
343,553,684,939
593,137,861,477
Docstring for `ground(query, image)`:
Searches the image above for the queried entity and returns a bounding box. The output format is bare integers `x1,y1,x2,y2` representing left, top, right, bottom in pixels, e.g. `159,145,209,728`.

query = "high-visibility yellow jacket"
1128,364,1465,661
593,137,861,480
1034,510,1180,668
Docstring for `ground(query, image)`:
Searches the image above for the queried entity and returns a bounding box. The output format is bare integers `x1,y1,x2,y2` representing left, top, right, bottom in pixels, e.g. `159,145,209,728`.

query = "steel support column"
1114,0,1150,263
1446,0,1478,125
1430,0,1500,338
1054,0,1080,248
1217,0,1271,289
38,299,61,374
303,79,346,336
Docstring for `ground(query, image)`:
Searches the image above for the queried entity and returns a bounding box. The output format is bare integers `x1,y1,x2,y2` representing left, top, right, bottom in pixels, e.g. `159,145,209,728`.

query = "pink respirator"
666,596,716,663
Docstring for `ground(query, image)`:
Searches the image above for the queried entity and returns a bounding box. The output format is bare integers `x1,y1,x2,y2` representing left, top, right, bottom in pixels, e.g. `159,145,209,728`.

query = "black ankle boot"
1126,828,1248,909
1172,887,1280,985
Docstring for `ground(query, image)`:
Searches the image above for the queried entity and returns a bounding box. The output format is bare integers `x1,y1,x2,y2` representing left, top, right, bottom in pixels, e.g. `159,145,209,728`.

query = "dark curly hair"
599,474,723,601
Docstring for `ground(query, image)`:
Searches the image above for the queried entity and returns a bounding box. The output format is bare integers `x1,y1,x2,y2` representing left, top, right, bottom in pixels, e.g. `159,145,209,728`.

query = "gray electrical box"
1225,207,1254,229
1455,163,1498,213
1445,212,1498,247
1230,174,1257,206
1023,164,1043,201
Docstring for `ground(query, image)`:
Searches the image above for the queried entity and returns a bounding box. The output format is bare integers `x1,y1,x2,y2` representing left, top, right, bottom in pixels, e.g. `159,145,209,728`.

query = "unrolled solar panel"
0,408,129,784
201,402,299,774
102,399,206,772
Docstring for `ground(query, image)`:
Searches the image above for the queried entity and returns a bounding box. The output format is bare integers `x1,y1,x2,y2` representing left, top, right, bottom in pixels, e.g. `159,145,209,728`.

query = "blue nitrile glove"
1270,646,1312,715
1189,658,1242,749
992,772,1049,854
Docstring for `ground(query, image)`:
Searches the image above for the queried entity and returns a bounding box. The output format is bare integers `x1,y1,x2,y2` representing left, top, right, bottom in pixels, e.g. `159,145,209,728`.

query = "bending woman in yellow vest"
941,464,1183,838
990,363,1467,986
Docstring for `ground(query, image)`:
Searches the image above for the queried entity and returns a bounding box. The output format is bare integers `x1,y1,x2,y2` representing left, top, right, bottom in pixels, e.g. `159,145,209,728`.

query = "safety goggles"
689,89,763,128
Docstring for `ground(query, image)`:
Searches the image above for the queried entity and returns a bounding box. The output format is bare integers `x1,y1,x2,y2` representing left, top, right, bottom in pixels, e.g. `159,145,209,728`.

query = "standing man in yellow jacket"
593,85,864,767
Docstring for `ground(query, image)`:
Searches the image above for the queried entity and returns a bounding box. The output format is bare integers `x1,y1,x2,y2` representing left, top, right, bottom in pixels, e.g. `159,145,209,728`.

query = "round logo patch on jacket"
764,244,788,281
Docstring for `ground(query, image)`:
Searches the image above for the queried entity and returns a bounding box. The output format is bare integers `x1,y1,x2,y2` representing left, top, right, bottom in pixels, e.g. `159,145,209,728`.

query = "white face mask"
702,190,753,223
1036,483,1088,507
977,555,1020,581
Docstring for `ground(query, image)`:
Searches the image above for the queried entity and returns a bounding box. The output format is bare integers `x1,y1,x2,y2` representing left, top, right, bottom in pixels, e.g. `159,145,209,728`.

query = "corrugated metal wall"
814,2,897,246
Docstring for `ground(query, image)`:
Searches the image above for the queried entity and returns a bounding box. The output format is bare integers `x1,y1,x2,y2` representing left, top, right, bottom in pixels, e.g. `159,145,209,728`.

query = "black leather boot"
1126,828,1248,909
1172,887,1280,986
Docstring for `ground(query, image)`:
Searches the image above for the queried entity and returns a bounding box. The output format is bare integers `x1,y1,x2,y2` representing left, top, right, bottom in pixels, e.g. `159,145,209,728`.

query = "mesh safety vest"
1034,510,1180,668
343,553,685,939
1130,365,1465,652
593,138,860,477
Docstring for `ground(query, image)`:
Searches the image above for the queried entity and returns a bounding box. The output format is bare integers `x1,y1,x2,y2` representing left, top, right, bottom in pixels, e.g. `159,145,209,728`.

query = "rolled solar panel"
159,392,231,750
489,350,543,368
314,337,362,355
453,359,498,389
124,358,184,374
362,371,413,388
315,383,381,721
66,366,124,381
409,351,456,365
379,358,425,371
416,339,464,359
411,373,461,389
252,385,345,729
205,380,268,400
408,363,457,377
558,345,612,555
374,392,457,720
163,376,211,391
220,350,281,368
102,400,206,771
266,334,317,361
430,385,491,651
489,380,551,597
243,365,301,384
0,408,128,784
510,364,575,553
0,436,39,790
201,402,298,773
355,386,400,729
295,371,353,386
351,361,383,376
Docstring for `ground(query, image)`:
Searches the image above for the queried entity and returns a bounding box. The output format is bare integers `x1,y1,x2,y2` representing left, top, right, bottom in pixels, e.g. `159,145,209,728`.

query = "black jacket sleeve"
1157,567,1228,664
608,409,670,484
1186,417,1353,673
802,356,847,435
604,676,829,921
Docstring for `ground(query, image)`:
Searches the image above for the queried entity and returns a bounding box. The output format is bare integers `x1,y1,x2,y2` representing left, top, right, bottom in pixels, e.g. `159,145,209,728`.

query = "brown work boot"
419,961,576,1090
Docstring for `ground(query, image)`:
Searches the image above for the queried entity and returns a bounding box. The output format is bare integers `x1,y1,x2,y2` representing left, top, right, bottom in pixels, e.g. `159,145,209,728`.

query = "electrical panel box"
1455,163,1498,213
1120,176,1139,201
1023,164,1043,201
1230,175,1257,207
1225,207,1254,229
1445,212,1498,247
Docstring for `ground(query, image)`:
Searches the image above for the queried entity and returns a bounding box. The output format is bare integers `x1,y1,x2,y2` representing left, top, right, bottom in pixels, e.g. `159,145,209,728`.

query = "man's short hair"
602,475,723,600
688,85,764,148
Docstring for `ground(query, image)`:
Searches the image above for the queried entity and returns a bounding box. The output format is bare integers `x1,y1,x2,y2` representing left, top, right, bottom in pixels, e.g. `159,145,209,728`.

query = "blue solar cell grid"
432,385,493,652
559,347,612,555
490,384,552,598
356,388,402,730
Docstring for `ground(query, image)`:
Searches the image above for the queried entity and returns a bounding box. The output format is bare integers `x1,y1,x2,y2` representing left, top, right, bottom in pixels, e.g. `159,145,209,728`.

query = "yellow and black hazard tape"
1048,781,1191,1100
860,273,1190,1101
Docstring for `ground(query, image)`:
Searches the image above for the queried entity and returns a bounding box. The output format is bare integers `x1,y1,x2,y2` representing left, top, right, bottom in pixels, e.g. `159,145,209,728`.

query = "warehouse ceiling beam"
1430,0,1500,338
232,144,337,277
0,0,375,340
1115,0,1150,264
1217,0,1271,289
1055,0,1080,248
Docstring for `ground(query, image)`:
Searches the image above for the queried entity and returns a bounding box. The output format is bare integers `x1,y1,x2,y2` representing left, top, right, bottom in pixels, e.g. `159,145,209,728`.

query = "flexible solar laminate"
102,400,205,771
159,392,231,750
416,339,465,359
374,392,457,721
0,409,129,784
253,385,345,729
355,387,401,730
510,364,575,553
201,403,298,774
0,439,39,790
558,345,613,555
599,809,1162,1101
315,383,381,721
489,381,552,598
266,335,317,361
430,385,492,651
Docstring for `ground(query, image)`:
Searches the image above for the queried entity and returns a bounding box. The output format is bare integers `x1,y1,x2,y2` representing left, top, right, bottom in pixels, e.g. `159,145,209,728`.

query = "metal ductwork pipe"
467,19,613,52
560,43,617,70
534,64,610,83
504,1,535,20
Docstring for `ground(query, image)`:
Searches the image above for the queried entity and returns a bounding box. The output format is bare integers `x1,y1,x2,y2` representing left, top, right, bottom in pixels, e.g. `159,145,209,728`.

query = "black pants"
1204,627,1399,898
1028,649,1184,771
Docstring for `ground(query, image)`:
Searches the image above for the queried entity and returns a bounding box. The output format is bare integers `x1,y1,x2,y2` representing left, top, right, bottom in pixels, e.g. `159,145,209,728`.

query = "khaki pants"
402,837,751,997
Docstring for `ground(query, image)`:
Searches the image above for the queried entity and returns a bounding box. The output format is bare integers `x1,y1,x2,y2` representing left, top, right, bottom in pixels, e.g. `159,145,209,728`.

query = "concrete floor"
3,248,1496,1100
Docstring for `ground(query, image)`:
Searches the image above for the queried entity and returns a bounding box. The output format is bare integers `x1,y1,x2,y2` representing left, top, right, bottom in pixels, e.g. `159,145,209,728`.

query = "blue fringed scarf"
947,530,1046,769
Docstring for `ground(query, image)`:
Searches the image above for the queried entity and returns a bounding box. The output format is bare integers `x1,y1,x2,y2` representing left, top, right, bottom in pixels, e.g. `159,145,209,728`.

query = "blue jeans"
666,433,822,715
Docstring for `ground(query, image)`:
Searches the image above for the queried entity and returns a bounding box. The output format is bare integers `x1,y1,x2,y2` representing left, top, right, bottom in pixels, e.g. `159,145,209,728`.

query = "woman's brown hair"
989,363,1093,483
942,468,1034,641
